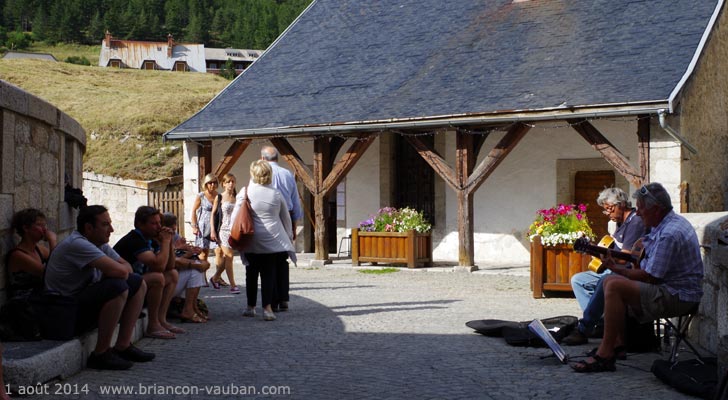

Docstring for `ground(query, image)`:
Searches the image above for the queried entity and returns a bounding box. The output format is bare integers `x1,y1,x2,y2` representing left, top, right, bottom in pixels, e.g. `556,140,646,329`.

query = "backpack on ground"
651,357,717,399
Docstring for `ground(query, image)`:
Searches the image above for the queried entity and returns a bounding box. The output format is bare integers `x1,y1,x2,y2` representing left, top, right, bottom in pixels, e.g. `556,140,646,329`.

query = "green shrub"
65,56,91,66
5,31,32,50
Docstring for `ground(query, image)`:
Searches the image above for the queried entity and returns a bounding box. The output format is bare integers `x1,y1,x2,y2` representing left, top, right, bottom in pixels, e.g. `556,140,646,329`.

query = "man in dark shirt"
114,206,182,339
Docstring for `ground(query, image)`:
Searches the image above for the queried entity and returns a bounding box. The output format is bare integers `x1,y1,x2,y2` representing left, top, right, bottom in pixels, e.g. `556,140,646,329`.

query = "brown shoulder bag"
228,186,254,251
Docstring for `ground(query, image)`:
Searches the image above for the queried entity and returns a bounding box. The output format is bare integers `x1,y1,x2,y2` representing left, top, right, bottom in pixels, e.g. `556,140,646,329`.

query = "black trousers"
273,253,290,306
245,252,284,308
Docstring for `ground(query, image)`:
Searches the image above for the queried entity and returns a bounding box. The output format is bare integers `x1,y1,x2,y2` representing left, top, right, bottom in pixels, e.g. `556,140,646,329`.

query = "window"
336,179,346,227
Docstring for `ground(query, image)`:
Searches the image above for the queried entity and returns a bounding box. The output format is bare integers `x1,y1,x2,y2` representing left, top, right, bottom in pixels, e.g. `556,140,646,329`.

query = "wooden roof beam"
212,139,252,178
568,118,643,187
466,122,531,194
321,134,377,197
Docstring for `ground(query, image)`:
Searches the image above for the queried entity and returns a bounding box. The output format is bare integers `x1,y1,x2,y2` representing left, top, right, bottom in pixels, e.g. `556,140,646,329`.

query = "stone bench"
4,314,147,389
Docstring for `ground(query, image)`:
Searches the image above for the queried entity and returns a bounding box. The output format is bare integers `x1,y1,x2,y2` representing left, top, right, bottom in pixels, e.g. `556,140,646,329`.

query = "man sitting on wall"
44,205,155,370
573,182,703,373
114,206,182,339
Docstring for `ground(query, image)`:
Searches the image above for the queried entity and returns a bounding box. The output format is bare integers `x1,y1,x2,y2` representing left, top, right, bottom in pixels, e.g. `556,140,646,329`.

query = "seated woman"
161,213,210,323
6,208,57,300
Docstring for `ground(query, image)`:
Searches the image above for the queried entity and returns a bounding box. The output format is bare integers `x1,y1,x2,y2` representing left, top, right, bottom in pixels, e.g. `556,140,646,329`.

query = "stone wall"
0,79,86,302
687,212,728,375
82,172,183,245
677,3,728,211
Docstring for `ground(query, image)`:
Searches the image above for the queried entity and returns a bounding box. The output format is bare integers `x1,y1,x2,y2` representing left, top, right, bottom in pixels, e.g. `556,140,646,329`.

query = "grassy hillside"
27,42,102,65
0,57,229,180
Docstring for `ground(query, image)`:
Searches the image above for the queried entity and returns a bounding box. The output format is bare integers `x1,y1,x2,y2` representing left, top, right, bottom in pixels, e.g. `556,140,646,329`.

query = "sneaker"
87,350,133,370
230,285,241,294
279,301,289,311
562,329,589,346
263,311,276,321
243,308,256,317
115,344,155,362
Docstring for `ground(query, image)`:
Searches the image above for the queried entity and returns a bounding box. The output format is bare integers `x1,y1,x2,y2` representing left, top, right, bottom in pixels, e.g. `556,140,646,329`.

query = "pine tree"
219,58,236,80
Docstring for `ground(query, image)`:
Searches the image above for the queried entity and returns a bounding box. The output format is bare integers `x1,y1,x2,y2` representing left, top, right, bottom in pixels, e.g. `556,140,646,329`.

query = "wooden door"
395,135,435,223
575,171,615,239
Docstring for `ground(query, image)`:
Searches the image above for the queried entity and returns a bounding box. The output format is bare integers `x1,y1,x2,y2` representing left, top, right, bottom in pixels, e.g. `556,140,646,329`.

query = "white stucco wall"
180,117,684,265
433,119,643,265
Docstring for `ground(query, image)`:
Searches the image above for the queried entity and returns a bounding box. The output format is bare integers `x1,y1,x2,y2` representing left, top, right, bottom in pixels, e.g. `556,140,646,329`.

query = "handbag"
205,194,223,241
28,290,78,341
228,186,255,251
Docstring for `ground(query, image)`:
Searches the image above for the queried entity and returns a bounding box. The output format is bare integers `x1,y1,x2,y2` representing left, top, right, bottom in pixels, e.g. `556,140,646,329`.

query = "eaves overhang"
163,100,669,141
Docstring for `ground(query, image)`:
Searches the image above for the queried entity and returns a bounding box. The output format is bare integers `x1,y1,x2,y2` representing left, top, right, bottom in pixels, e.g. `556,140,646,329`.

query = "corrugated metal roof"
99,39,206,72
165,0,722,140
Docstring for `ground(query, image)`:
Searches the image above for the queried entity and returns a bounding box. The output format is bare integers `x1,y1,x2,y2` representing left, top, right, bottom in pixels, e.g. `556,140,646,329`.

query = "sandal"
144,330,176,340
218,279,229,287
587,346,627,360
164,325,187,334
209,277,220,290
572,355,616,373
180,313,206,323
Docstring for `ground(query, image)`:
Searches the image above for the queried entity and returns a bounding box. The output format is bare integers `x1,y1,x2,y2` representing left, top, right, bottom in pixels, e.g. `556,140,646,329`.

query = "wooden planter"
351,228,433,268
530,235,591,298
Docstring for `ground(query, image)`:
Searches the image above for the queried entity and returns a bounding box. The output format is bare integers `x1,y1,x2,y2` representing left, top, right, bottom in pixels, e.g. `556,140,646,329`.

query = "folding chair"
337,232,352,258
658,303,706,365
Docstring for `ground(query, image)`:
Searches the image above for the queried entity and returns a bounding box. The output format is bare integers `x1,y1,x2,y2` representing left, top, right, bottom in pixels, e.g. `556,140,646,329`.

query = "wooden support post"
274,135,376,262
197,140,212,190
455,131,475,269
637,115,650,186
407,124,530,270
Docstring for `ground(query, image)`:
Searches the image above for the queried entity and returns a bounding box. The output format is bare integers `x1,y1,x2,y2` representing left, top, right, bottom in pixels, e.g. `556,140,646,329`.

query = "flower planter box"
530,235,591,298
351,228,433,268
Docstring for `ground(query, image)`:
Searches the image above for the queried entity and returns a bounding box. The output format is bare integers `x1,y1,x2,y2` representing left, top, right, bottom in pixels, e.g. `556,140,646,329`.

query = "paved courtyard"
19,258,694,399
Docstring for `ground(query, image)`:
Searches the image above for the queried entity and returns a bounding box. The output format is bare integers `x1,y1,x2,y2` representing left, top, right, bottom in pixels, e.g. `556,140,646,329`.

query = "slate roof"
165,0,722,140
2,51,57,61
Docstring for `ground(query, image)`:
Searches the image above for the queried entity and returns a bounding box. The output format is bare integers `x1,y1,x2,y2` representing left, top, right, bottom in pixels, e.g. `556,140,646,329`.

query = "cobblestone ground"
21,259,693,400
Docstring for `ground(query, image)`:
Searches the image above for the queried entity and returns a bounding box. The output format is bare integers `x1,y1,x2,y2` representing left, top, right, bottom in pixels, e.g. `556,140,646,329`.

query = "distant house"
204,48,262,75
99,31,206,72
2,51,57,61
98,31,262,74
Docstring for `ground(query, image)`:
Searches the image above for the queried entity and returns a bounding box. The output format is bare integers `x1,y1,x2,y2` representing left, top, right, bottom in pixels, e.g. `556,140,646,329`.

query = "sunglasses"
639,185,658,201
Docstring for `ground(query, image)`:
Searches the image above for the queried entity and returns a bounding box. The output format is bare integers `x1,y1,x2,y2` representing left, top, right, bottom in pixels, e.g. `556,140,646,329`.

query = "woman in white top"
231,160,294,321
210,173,240,294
